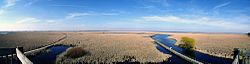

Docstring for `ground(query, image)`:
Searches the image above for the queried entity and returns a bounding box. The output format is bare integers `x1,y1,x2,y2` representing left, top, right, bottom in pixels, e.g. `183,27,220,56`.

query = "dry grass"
0,32,64,51
165,32,250,58
0,32,169,63
56,32,169,63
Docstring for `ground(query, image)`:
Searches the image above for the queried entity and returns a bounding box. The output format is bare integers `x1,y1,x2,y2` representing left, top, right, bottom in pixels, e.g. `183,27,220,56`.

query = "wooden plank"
154,40,203,64
16,48,33,64
232,55,239,64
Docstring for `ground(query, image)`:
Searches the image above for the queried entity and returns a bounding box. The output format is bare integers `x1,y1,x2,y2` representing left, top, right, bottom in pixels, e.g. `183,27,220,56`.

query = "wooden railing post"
232,48,240,64
17,47,24,53
6,56,9,64
154,40,203,64
11,54,13,64
16,48,33,64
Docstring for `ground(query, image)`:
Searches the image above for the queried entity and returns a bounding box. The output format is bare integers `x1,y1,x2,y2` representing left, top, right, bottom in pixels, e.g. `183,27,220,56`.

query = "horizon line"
0,30,247,34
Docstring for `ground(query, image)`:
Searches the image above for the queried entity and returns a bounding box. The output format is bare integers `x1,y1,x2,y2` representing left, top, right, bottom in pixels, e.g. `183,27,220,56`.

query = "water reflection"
28,45,69,64
152,34,233,64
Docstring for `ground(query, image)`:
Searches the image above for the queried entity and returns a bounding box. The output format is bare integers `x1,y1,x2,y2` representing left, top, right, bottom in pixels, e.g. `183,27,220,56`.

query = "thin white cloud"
66,13,91,19
24,0,37,7
138,15,249,29
0,17,73,31
146,0,169,7
2,0,18,8
1,17,40,31
213,2,230,9
110,10,130,14
0,0,18,15
50,4,86,8
99,13,119,15
2,16,86,31
46,20,57,23
16,17,40,24
65,12,120,19
142,5,154,9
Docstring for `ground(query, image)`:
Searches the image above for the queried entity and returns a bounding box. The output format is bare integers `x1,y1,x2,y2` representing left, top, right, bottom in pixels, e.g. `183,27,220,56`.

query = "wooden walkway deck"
16,48,33,64
154,40,203,64
0,34,67,64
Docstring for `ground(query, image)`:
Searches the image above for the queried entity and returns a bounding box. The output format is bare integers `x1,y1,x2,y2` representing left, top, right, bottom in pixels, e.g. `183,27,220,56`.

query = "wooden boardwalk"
0,34,67,57
0,34,67,64
16,48,33,64
154,40,203,64
232,54,239,64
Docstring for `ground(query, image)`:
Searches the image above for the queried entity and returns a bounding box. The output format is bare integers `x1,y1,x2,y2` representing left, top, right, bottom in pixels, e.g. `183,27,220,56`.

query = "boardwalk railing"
16,48,33,64
232,48,240,64
232,54,239,64
154,40,203,64
0,47,33,64
242,57,250,64
0,34,67,64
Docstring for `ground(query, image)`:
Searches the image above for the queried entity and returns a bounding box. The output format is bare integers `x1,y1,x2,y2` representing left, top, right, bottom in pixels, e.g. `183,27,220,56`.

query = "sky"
0,0,250,33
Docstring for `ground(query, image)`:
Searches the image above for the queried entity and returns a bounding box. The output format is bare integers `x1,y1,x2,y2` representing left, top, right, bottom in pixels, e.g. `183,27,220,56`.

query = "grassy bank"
56,32,170,63
0,32,64,51
166,33,250,59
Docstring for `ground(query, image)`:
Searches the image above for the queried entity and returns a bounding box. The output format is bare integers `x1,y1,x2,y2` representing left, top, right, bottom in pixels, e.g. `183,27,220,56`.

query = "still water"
28,45,70,64
152,34,233,64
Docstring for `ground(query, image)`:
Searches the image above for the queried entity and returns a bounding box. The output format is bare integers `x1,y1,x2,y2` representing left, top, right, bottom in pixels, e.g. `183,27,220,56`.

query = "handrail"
0,34,67,57
154,40,203,64
16,48,33,64
232,54,239,64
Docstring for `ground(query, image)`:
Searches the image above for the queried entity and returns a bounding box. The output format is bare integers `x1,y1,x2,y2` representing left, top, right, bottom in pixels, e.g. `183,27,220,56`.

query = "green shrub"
240,50,246,58
64,47,87,58
179,37,196,50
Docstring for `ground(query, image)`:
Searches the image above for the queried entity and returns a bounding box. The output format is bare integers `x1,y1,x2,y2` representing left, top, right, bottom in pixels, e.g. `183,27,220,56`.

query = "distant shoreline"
0,30,246,34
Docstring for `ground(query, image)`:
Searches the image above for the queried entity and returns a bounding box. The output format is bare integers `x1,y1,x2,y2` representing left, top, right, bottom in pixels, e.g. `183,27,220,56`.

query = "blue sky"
0,0,249,33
